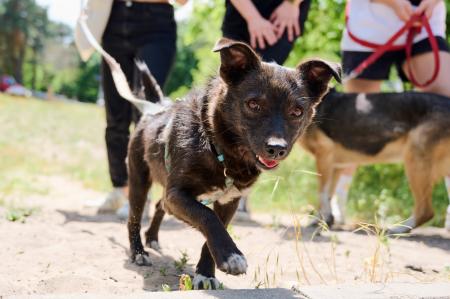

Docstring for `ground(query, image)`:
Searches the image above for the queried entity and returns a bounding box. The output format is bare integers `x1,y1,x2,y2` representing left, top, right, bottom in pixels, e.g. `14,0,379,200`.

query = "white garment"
341,0,447,52
75,0,114,61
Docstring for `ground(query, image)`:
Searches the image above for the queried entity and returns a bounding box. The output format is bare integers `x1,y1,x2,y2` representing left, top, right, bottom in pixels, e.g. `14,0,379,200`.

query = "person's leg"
137,35,176,89
402,51,450,98
116,33,176,220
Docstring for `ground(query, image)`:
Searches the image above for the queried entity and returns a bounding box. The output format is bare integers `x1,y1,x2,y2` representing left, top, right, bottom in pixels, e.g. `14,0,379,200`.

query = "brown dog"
299,90,450,233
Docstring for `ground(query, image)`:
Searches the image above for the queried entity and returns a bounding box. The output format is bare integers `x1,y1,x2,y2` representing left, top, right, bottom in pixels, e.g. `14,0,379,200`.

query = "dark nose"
264,143,287,159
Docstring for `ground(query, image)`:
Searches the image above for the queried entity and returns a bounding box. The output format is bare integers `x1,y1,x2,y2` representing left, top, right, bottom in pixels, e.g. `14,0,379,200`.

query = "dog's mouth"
256,155,280,170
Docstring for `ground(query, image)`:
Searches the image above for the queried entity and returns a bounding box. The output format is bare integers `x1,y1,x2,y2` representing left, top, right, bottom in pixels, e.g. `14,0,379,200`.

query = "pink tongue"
259,157,279,168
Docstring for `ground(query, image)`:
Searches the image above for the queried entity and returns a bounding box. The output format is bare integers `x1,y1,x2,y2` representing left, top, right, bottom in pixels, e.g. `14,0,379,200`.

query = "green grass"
0,94,447,226
0,94,110,204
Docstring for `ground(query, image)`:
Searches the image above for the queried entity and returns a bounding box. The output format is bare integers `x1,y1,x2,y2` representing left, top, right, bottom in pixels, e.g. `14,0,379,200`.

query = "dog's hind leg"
145,198,165,251
127,134,152,266
193,198,240,290
390,148,435,234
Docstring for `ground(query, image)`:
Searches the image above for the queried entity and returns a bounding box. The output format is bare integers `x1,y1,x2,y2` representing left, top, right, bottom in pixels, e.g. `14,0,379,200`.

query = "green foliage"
286,0,345,67
65,55,101,103
161,284,171,292
5,207,35,222
174,251,189,272
349,165,448,227
167,0,224,98
179,274,193,291
1,0,449,226
0,94,110,197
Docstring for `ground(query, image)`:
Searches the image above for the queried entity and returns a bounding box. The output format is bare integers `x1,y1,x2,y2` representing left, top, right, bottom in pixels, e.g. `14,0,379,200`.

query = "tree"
0,0,49,83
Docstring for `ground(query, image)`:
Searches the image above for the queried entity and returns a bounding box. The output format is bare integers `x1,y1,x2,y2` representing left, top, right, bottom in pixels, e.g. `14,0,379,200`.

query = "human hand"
270,1,300,41
374,0,414,22
416,0,442,19
175,0,188,5
247,16,278,49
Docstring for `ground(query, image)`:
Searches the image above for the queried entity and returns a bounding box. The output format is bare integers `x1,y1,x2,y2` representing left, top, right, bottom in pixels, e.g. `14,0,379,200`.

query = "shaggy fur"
126,38,341,288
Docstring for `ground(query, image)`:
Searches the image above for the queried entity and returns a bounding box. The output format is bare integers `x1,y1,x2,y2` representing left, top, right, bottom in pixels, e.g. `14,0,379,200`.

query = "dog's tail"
78,14,165,115
134,59,164,104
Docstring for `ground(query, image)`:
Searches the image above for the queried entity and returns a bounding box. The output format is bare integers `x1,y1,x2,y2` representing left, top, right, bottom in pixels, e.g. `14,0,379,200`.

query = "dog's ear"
297,59,342,96
213,38,260,85
135,59,164,103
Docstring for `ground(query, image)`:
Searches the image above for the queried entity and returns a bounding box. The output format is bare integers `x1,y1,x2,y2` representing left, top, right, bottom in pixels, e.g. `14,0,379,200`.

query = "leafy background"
0,0,449,226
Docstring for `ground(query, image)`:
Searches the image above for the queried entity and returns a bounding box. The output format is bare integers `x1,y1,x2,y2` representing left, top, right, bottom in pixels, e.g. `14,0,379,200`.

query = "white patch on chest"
355,93,373,114
198,186,251,205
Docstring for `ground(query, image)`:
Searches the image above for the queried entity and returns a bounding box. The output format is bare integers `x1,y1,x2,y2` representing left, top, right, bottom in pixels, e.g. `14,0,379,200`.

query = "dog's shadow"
57,209,124,224
337,225,450,251
398,231,450,251
107,234,196,292
279,225,331,243
122,250,194,292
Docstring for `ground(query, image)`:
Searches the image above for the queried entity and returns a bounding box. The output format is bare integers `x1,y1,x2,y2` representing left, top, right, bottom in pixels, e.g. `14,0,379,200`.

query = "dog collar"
210,142,234,188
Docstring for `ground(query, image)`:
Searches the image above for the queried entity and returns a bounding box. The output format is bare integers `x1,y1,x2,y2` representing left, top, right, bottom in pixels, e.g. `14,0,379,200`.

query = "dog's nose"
265,137,288,159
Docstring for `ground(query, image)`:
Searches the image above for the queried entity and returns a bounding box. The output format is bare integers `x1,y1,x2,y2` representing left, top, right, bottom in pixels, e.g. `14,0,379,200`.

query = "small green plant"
161,284,171,292
179,274,193,291
159,266,168,276
174,251,189,272
5,207,35,223
353,218,405,283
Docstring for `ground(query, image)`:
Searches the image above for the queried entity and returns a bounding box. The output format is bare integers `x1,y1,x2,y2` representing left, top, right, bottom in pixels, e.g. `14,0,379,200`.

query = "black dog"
125,38,340,289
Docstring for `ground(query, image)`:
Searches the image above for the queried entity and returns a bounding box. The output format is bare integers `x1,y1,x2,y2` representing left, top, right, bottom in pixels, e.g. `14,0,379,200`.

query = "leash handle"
345,11,440,88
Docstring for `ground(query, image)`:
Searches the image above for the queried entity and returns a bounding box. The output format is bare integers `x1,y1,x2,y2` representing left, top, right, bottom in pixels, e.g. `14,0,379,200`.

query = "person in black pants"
222,0,311,65
98,0,185,216
222,0,311,216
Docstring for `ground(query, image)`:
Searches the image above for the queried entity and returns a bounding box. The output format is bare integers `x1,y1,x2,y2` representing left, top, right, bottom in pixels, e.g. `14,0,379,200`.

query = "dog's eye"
247,99,261,111
290,106,303,117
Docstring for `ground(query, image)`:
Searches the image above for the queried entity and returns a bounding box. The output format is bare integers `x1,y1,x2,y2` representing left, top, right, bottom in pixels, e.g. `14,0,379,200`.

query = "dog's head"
213,38,341,170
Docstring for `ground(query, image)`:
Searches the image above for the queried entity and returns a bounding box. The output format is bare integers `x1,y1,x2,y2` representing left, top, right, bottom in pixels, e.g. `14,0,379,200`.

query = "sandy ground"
1,176,449,296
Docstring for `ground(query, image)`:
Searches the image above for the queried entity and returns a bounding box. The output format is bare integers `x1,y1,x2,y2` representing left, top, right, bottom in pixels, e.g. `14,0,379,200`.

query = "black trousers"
222,0,311,65
102,1,176,187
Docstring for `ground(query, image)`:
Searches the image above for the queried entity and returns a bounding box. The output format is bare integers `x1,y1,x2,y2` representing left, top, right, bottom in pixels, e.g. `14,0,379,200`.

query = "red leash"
346,12,440,88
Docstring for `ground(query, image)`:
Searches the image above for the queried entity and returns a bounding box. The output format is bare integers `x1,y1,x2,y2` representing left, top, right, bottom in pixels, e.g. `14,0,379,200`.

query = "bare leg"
402,51,450,98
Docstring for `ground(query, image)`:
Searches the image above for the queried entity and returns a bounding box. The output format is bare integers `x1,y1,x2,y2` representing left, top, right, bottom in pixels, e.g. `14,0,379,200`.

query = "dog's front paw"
131,251,152,266
193,274,221,290
219,253,247,275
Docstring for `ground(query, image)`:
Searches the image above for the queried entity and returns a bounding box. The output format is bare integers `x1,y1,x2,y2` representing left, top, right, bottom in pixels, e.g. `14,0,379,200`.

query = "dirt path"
1,176,449,296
